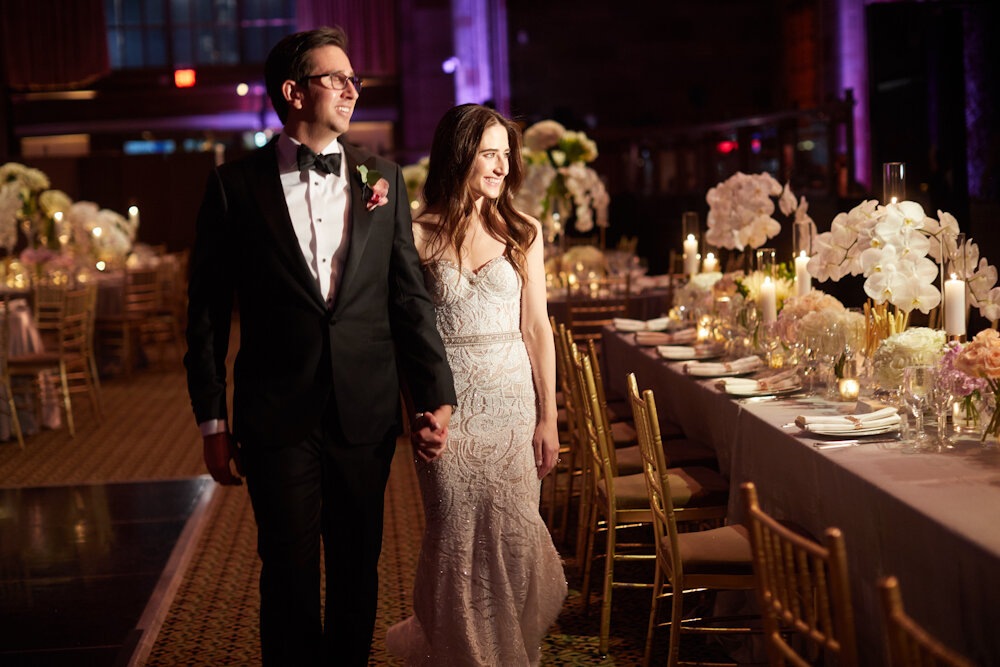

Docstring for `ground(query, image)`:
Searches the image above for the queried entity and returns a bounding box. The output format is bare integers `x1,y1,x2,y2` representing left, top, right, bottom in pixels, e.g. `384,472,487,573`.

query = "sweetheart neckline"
429,255,508,281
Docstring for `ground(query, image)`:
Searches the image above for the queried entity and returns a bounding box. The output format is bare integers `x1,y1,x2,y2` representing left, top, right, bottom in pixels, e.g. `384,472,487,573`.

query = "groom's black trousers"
242,412,398,666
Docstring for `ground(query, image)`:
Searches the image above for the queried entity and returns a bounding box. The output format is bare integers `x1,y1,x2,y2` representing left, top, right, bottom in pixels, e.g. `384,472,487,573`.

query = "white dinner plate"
723,383,802,398
686,366,760,378
802,423,900,437
659,348,725,361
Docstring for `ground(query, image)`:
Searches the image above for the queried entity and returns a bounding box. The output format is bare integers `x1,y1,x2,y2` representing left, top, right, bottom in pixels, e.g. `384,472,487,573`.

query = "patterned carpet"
0,344,726,665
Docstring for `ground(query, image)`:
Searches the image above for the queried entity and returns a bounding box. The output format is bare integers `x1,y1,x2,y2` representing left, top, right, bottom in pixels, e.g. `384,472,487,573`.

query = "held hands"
203,431,244,485
411,404,452,462
533,421,560,479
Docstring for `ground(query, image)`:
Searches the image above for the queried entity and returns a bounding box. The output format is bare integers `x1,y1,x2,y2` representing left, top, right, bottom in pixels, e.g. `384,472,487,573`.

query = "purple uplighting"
838,0,871,189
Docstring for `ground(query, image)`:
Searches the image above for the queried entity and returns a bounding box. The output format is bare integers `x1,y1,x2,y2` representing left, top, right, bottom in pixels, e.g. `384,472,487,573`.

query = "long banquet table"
602,326,1000,666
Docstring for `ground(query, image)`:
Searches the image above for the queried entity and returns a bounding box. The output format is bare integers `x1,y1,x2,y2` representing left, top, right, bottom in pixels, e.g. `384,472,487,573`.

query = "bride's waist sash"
441,331,522,347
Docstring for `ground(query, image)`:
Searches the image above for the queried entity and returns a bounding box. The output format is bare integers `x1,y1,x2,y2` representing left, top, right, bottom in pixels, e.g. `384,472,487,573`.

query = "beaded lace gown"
386,255,567,666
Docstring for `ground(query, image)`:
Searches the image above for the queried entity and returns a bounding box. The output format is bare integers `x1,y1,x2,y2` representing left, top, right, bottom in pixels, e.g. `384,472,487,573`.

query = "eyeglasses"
302,72,363,92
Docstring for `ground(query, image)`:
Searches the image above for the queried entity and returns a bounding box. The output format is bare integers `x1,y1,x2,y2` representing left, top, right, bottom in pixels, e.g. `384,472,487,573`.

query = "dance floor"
0,478,213,666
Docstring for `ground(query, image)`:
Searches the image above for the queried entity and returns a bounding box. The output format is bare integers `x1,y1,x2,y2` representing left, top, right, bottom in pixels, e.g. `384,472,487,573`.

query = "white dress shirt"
199,133,352,437
276,132,352,306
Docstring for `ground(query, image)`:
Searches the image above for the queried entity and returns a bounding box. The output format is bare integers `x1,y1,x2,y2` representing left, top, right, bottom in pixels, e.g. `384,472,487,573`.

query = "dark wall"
506,0,783,128
29,152,216,252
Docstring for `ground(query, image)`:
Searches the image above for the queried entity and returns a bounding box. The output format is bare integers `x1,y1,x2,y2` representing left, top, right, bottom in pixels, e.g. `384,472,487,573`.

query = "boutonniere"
357,164,390,211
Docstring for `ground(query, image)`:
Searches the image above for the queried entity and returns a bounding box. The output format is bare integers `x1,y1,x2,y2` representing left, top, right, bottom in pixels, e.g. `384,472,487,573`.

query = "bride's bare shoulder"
412,212,443,258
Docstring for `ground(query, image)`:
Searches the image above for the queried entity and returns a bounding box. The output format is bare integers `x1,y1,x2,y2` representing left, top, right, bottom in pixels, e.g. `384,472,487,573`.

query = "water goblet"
903,365,934,449
929,382,956,451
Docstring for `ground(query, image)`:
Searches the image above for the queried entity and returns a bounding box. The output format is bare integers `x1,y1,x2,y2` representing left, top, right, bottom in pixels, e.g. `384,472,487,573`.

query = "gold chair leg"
644,564,663,667
581,502,599,614
6,386,24,450
599,518,616,656
58,364,74,437
667,577,684,667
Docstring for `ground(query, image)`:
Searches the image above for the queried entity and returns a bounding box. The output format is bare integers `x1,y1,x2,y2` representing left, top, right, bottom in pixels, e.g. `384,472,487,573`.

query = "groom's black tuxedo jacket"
184,138,456,449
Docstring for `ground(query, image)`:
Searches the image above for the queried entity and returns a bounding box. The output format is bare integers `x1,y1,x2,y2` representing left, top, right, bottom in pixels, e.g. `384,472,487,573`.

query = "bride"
386,104,567,665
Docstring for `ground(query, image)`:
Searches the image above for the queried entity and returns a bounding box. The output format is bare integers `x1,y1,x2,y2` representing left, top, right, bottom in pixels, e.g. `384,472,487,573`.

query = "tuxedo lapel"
334,142,375,309
247,142,327,310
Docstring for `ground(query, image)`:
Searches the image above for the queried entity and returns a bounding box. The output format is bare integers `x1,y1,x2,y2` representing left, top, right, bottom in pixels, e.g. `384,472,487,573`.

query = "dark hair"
421,104,537,283
265,26,348,124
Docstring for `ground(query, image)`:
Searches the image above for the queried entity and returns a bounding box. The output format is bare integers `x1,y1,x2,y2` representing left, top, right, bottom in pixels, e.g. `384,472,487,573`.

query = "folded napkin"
657,342,725,360
684,355,762,377
634,274,672,290
635,328,696,346
614,316,672,332
794,407,901,433
657,345,697,359
719,370,800,394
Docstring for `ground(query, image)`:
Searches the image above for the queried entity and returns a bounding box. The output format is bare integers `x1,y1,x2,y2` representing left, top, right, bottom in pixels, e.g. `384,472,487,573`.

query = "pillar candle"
128,205,140,228
760,276,777,324
944,273,966,336
795,251,811,296
702,252,719,273
683,234,699,276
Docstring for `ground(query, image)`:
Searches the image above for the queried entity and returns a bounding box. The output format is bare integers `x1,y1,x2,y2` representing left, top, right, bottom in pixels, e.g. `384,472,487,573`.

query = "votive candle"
838,378,860,401
944,273,966,336
795,251,811,296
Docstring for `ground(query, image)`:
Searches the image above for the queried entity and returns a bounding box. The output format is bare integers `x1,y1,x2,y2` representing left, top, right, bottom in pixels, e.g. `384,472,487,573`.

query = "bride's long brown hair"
420,104,537,283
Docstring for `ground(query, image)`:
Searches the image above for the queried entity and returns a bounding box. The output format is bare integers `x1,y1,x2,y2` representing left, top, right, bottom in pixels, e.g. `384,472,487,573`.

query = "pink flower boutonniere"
357,164,390,211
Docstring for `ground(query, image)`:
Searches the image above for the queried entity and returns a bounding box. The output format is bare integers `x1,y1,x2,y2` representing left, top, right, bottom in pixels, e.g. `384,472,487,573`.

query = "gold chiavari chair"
0,294,26,449
629,373,754,666
878,576,975,667
8,286,101,437
544,318,577,541
576,352,730,656
140,252,187,366
566,273,631,349
96,266,160,375
742,481,858,667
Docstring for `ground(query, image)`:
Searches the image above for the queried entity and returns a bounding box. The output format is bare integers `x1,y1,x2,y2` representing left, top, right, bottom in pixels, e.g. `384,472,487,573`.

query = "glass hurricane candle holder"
883,162,905,204
755,247,776,279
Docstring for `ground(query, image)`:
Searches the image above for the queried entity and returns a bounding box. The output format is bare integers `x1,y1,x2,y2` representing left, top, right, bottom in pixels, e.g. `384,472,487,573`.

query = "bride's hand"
533,421,560,479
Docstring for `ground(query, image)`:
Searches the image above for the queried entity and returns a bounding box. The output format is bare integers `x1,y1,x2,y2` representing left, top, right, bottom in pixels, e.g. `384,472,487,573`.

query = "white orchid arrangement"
705,172,810,251
65,201,138,264
515,120,609,240
806,200,1000,318
0,161,54,250
0,160,140,273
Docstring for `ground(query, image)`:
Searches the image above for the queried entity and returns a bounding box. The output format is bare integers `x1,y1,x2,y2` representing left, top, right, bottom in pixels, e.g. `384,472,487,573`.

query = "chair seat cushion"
666,524,753,575
597,465,728,511
8,352,60,366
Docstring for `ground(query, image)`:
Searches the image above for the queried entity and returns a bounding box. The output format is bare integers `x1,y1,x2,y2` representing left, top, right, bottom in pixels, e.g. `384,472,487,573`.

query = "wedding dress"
386,255,567,666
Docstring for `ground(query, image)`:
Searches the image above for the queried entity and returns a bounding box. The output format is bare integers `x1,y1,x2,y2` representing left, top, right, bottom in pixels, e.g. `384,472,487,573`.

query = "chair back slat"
742,482,858,667
878,576,975,667
627,373,679,575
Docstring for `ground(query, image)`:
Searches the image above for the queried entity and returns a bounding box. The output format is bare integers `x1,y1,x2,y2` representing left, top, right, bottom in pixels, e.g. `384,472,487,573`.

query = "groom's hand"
411,404,453,462
203,431,244,485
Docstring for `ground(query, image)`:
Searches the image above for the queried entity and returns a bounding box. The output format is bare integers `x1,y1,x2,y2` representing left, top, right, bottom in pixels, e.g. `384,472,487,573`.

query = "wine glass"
929,379,956,451
903,365,934,449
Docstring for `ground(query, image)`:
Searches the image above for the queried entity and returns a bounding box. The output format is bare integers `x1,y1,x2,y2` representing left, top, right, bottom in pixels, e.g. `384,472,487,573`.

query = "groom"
184,26,456,665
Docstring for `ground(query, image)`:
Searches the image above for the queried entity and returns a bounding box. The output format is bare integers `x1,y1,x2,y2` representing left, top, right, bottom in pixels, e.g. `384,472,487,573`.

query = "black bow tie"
297,144,342,176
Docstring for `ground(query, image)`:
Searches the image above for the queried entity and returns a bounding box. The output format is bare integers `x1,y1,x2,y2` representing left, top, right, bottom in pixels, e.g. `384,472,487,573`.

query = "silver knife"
813,436,900,449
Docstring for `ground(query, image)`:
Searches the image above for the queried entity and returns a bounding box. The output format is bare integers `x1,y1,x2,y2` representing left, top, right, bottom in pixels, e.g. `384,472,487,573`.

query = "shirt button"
322,258,327,263
317,218,322,222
